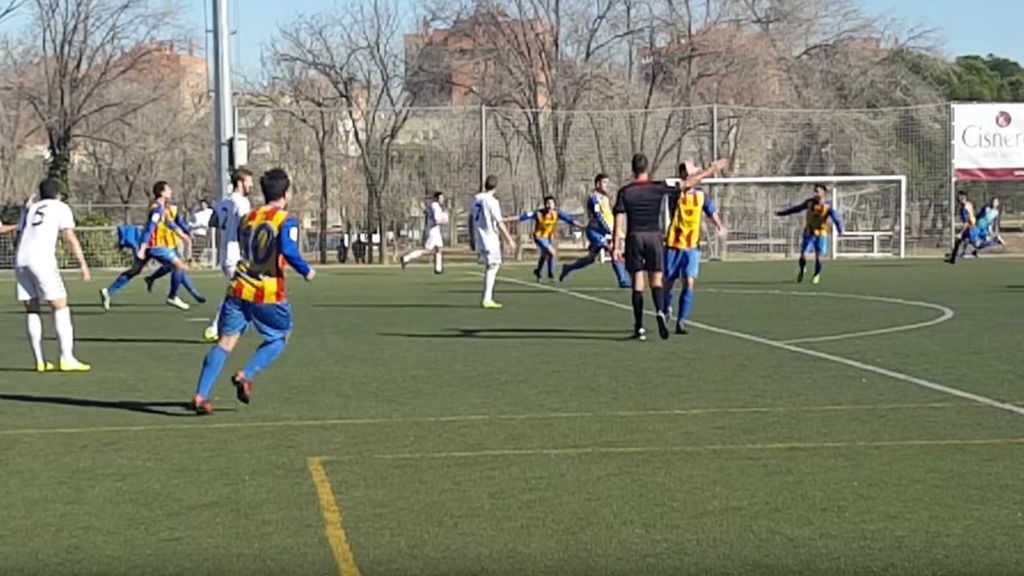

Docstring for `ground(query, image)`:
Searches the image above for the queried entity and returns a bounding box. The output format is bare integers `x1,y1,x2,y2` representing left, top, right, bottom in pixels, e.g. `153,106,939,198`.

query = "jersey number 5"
31,206,46,226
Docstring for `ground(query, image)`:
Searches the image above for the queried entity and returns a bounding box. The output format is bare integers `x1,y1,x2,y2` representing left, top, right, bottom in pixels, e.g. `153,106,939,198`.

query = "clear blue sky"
179,0,1024,75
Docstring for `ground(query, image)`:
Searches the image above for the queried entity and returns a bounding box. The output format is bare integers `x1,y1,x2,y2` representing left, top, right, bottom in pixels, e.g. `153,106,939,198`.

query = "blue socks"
147,265,172,284
178,270,205,302
611,261,629,287
242,339,287,380
678,286,694,323
546,255,556,278
798,256,807,275
169,269,183,299
195,345,229,399
106,273,133,296
814,259,823,277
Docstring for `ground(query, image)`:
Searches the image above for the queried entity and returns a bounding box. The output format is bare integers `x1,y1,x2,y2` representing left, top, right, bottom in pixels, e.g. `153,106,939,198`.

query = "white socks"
403,250,424,263
433,252,443,273
483,264,499,302
53,307,75,362
26,313,44,366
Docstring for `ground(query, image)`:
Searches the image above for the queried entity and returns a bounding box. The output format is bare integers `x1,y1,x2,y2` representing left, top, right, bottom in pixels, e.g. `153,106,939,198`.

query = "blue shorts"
534,238,554,254
800,235,829,255
146,247,180,266
665,248,701,281
585,228,609,251
965,226,985,244
219,298,292,341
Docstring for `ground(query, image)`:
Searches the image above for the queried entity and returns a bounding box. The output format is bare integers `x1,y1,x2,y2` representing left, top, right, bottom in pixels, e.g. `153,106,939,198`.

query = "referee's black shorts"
625,232,664,274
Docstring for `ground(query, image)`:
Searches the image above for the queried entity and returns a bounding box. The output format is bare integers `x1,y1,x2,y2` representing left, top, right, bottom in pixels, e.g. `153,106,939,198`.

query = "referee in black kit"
612,153,726,341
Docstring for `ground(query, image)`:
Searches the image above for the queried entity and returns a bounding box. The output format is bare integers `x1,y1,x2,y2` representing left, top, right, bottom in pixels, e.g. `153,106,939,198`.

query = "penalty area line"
494,275,1024,419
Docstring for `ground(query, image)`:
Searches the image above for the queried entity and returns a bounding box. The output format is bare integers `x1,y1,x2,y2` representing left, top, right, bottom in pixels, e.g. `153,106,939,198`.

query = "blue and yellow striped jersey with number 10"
230,206,311,304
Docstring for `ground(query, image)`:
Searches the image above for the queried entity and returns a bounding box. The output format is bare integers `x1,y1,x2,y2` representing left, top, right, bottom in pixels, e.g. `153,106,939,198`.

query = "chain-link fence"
6,103,1022,268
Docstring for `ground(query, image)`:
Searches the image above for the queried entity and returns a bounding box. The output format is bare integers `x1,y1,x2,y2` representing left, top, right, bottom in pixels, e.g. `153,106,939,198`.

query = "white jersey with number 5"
213,193,251,275
16,199,75,268
471,192,502,258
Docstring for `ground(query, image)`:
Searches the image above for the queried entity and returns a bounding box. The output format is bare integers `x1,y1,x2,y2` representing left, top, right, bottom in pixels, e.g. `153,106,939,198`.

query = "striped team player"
100,181,195,310
776,184,843,285
141,202,206,306
559,173,630,288
508,195,577,282
662,162,725,335
203,168,254,342
191,168,315,415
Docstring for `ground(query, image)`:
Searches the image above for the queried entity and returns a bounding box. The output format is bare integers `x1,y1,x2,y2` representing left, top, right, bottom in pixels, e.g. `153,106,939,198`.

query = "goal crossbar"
701,175,908,259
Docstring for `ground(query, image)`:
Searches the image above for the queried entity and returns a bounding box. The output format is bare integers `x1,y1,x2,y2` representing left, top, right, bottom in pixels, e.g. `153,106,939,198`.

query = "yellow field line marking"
2,400,1019,437
341,437,1024,462
306,457,362,576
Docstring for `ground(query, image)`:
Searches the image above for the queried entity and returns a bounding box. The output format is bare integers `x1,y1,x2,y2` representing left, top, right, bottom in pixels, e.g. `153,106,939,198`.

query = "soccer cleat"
676,322,689,335
633,327,647,341
36,361,56,373
532,268,541,282
618,281,631,289
481,300,503,310
400,257,408,270
100,288,111,311
192,395,213,416
203,326,219,343
812,274,821,285
59,358,91,372
797,269,805,283
192,292,207,305
558,266,569,283
167,297,190,311
997,235,1006,246
656,312,671,341
144,276,155,293
232,371,252,405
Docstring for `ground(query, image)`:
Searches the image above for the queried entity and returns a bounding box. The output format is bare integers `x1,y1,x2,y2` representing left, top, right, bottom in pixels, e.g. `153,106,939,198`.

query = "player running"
946,191,976,264
662,161,725,335
970,197,1005,255
776,184,844,284
100,182,195,310
141,202,206,305
508,195,577,282
612,154,726,341
559,173,630,288
14,179,92,372
190,168,315,415
469,175,515,309
202,168,254,342
400,191,449,274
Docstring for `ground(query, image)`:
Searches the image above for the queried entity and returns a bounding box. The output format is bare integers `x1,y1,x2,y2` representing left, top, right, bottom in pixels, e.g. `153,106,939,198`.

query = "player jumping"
469,175,515,309
776,184,843,284
401,191,448,273
662,161,725,335
100,181,196,310
191,168,316,415
560,173,630,288
508,195,577,282
203,168,254,342
14,179,92,372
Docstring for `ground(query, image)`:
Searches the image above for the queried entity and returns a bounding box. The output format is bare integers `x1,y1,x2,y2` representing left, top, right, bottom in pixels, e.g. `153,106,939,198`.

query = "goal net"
695,176,907,260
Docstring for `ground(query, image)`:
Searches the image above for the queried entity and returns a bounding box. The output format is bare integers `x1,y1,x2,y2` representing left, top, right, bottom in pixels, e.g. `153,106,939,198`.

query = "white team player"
203,168,254,342
401,191,449,274
469,175,515,309
15,179,92,372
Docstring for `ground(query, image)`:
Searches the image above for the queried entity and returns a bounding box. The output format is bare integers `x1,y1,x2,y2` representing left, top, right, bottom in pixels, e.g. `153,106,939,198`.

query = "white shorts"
219,243,241,280
221,261,239,281
424,228,444,251
15,264,67,302
477,244,502,266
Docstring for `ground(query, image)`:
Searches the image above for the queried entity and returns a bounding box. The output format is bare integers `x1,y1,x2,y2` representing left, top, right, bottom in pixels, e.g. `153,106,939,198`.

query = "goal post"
700,175,908,260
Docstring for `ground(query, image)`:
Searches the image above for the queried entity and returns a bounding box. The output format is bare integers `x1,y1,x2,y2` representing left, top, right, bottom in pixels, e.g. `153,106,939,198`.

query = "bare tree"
255,54,341,265
0,0,23,23
9,0,179,191
271,0,420,264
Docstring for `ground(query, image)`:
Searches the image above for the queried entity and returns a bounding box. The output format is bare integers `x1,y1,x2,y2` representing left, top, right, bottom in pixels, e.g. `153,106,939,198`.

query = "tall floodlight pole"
212,0,234,199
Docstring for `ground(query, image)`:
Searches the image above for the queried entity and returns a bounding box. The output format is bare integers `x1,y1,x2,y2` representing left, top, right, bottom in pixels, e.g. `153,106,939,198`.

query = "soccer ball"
202,326,218,343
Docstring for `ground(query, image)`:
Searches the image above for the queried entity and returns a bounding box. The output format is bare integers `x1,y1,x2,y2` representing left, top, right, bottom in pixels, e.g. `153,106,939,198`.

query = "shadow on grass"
313,303,479,309
44,336,209,346
0,393,210,417
381,327,631,342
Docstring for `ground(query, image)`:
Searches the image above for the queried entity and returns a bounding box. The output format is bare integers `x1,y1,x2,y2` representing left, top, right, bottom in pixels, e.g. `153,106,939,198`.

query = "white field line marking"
494,275,1024,418
185,317,210,323
560,287,954,345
